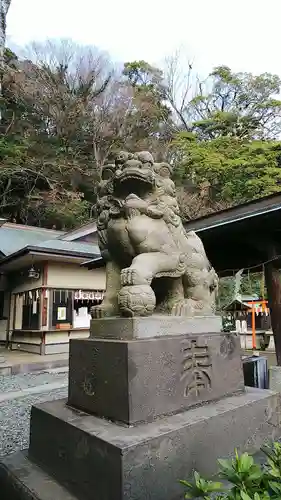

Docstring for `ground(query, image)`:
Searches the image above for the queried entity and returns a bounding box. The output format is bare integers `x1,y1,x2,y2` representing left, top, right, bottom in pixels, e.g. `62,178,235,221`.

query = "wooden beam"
264,261,281,366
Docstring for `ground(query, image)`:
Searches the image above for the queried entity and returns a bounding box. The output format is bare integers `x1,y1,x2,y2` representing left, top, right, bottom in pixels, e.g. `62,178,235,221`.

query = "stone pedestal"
68,331,244,425
1,316,281,500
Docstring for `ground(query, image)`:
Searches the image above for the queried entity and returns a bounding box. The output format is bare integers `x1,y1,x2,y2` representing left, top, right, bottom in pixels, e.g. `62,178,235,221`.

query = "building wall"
0,293,9,342
0,320,7,342
0,273,7,290
11,328,89,354
0,275,8,342
6,259,105,354
47,262,105,290
9,267,43,293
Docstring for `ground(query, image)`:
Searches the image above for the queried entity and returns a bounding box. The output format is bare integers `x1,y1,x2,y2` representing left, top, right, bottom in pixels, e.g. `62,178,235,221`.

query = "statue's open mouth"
114,168,154,197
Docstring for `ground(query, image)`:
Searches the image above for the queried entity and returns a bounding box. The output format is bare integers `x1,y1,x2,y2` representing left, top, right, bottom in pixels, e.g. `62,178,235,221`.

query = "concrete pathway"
0,348,68,376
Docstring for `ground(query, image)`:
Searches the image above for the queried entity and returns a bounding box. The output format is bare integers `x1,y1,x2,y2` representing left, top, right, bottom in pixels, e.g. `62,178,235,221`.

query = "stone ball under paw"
118,285,156,317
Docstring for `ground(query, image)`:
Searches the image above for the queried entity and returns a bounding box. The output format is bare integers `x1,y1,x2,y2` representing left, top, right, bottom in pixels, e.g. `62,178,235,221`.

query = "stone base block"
1,389,281,500
90,315,222,339
269,365,281,392
68,332,244,425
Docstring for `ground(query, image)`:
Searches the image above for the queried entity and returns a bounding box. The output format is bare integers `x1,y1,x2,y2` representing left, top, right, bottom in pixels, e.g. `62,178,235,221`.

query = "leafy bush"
180,442,281,499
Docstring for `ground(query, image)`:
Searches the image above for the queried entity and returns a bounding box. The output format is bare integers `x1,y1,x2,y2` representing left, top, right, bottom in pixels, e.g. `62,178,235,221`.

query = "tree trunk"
264,261,281,366
0,0,12,123
0,0,11,362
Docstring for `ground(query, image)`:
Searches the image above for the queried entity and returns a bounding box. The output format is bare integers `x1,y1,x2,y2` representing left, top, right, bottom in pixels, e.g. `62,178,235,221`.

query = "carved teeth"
120,175,150,182
119,173,153,184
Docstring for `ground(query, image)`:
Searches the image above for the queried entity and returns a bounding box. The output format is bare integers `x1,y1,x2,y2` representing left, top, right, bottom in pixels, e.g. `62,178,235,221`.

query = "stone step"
28,388,281,500
1,388,280,500
0,451,78,500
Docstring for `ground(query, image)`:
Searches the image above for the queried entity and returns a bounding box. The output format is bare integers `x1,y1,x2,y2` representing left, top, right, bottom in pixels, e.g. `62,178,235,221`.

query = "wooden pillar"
264,261,281,366
251,302,256,349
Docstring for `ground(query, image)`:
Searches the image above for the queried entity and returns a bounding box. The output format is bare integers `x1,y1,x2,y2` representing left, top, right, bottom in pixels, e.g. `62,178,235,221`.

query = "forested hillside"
1,38,281,229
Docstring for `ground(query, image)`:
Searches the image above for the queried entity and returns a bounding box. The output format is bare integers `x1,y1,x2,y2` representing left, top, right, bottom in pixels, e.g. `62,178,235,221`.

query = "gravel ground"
0,370,68,393
0,371,68,458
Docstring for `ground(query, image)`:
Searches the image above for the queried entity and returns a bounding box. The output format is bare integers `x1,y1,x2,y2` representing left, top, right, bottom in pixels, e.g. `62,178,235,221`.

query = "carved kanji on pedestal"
181,338,212,398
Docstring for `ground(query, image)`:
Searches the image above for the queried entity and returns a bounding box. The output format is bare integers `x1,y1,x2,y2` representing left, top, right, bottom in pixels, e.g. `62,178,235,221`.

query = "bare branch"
162,48,198,131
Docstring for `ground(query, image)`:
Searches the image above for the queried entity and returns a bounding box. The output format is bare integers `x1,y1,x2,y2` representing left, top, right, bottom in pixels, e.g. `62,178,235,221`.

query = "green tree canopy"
190,66,281,140
173,133,281,205
2,40,281,228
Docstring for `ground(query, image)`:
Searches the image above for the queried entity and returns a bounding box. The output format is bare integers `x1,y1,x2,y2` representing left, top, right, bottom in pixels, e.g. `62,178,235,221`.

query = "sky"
6,0,281,78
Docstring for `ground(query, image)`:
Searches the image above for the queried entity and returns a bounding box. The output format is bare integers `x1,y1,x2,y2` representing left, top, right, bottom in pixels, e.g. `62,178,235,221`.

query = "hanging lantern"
28,266,40,279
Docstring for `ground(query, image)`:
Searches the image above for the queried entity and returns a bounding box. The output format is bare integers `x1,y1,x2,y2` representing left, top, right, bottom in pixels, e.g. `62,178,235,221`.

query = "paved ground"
0,347,68,375
0,368,68,458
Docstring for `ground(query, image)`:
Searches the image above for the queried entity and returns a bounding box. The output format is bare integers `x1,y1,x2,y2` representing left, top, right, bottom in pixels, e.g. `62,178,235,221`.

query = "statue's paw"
90,304,116,319
120,268,147,286
90,306,101,319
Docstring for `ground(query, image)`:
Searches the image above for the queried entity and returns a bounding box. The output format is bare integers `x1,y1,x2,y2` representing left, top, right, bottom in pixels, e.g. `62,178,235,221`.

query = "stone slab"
0,355,68,376
68,333,244,425
24,389,281,500
90,315,222,339
0,451,78,500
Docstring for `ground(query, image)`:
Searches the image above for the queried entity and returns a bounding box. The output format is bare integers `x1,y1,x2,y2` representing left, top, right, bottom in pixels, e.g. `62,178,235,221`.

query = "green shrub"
180,442,281,499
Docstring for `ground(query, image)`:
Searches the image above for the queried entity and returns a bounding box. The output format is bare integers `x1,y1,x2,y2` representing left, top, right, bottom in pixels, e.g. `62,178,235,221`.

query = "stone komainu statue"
92,151,219,318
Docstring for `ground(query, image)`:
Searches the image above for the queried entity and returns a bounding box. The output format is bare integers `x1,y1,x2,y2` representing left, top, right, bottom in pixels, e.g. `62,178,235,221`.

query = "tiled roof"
0,224,64,256
241,294,259,301
0,223,100,260
35,239,100,256
59,221,97,241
